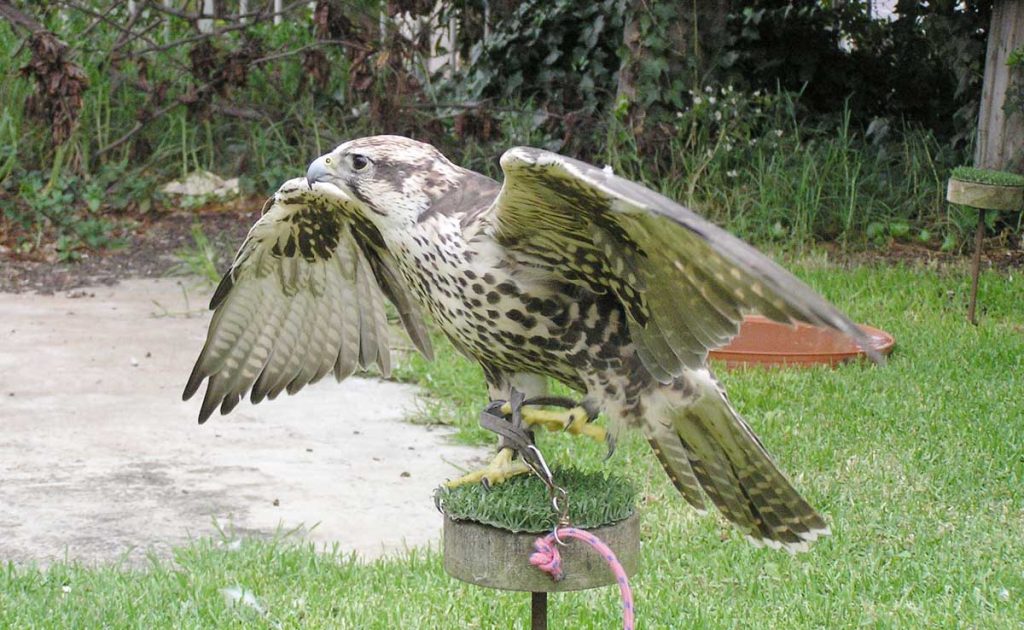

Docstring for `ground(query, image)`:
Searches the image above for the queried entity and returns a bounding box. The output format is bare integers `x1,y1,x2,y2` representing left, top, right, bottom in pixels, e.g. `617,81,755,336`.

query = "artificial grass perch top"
950,166,1024,187
437,468,636,533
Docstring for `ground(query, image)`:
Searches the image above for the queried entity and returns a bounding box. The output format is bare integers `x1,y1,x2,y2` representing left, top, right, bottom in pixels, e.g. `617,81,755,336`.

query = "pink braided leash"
529,527,635,630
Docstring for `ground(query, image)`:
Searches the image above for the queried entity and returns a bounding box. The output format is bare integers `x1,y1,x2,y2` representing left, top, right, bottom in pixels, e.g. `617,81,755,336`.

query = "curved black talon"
603,433,617,461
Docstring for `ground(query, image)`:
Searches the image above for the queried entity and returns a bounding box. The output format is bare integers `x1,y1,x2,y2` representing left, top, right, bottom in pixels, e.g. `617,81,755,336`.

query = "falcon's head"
305,135,465,227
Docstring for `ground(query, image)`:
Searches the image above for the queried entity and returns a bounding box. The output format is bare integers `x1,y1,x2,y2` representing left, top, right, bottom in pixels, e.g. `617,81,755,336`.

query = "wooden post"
946,176,1023,323
531,592,547,630
975,1,1024,171
444,514,639,628
443,514,639,592
197,0,215,34
968,209,986,324
440,469,638,627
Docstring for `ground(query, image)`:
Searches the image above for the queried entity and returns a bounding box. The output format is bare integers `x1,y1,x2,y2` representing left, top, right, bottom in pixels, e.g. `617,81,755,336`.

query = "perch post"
970,209,985,325
946,169,1024,324
438,469,639,629
531,591,547,630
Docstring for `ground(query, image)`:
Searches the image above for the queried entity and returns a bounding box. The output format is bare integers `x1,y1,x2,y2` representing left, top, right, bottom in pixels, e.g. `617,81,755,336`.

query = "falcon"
184,135,879,552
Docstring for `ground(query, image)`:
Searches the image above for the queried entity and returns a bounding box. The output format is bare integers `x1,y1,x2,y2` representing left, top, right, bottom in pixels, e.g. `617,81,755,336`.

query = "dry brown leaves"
184,37,264,119
20,31,89,147
300,49,332,93
453,109,497,142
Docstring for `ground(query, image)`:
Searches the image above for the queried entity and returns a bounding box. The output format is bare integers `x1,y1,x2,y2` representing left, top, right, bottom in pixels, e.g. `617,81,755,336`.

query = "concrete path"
0,278,485,566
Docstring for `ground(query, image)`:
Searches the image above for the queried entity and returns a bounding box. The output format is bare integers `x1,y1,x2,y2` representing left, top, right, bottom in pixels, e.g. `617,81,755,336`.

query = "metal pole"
968,208,986,325
531,591,547,630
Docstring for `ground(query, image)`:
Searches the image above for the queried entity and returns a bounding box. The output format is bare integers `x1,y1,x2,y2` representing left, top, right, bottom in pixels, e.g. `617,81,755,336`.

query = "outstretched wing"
492,148,880,381
183,178,432,423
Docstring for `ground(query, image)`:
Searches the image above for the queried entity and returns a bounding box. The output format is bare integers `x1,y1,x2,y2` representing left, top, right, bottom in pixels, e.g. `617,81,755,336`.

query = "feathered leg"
446,372,544,489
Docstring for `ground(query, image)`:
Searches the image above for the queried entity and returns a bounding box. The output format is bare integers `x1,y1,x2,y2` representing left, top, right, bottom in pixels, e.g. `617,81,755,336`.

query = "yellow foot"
503,403,607,444
446,448,532,489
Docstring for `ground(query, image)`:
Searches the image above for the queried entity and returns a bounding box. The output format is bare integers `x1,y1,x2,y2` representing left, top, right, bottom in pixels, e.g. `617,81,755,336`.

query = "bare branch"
141,0,285,22
134,0,309,55
0,0,47,34
211,103,266,120
397,101,571,121
97,95,185,157
251,38,372,64
55,0,191,73
75,1,120,41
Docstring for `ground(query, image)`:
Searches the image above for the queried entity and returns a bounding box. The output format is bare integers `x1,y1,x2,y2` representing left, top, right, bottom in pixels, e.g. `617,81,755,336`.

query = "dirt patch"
0,205,259,295
819,239,1024,271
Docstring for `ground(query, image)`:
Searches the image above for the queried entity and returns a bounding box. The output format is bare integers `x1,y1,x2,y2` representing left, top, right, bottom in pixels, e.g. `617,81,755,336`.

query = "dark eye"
351,154,370,171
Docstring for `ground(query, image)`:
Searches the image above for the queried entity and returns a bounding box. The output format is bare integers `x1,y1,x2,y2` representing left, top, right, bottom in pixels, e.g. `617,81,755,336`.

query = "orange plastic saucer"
710,315,895,369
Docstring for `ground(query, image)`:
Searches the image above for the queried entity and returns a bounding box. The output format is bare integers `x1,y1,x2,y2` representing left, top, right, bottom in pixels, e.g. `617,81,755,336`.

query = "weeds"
604,87,960,250
171,224,224,285
0,13,1003,260
4,167,128,261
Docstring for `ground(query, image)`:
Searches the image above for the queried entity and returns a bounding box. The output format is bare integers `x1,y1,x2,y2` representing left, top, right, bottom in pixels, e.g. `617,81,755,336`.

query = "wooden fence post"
198,0,214,33
976,0,1024,171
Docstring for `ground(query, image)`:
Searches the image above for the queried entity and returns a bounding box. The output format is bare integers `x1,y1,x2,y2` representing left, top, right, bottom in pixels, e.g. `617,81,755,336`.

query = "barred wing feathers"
492,148,876,551
493,147,881,378
183,178,432,423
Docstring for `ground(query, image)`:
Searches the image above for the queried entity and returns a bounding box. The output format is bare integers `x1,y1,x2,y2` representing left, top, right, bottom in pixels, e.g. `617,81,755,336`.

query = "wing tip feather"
744,522,831,554
198,387,220,425
209,272,235,310
418,340,435,362
182,364,207,401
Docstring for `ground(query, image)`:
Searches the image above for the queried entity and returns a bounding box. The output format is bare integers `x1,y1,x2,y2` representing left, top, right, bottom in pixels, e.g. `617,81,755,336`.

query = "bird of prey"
184,135,879,552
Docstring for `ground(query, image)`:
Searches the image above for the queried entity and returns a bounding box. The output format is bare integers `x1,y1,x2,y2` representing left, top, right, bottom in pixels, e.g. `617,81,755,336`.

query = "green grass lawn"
2,261,1022,628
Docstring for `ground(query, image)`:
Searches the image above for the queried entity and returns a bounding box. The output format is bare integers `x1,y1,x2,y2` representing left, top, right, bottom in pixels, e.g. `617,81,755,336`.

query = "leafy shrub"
724,1,990,146
444,0,626,154
2,162,140,260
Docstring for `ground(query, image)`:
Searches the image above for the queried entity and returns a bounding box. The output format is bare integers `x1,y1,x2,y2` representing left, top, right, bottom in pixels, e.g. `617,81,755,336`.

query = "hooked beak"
306,155,330,188
305,154,353,205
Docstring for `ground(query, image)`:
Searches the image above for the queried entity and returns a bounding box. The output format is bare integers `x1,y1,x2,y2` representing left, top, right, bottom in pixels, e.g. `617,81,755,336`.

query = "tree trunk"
975,0,1024,172
616,6,643,132
616,0,733,137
